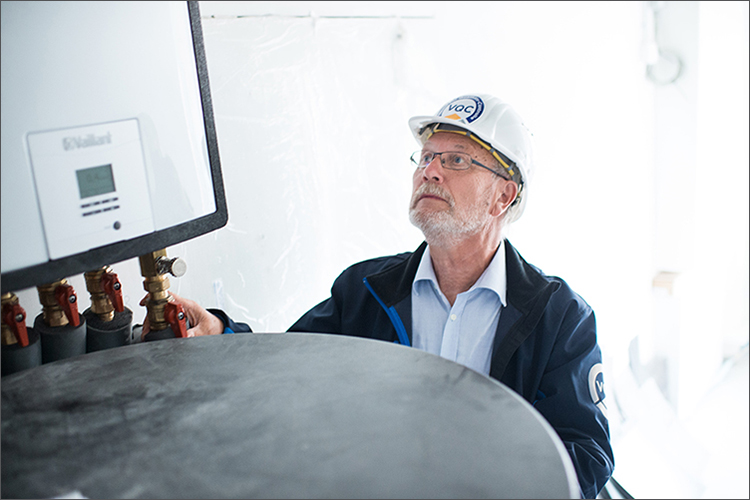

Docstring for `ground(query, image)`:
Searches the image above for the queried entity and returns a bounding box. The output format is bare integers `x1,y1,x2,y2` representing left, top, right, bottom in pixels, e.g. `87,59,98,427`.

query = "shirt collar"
413,240,507,307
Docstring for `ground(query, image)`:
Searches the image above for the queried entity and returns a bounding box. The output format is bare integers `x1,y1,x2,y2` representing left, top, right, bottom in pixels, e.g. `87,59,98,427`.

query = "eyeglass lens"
417,151,471,170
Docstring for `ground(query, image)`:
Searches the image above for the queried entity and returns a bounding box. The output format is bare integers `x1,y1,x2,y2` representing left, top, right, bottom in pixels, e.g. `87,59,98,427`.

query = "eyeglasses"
410,151,510,180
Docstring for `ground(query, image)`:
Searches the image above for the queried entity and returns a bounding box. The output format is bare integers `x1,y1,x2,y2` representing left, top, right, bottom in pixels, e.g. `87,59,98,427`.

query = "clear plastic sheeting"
167,10,435,331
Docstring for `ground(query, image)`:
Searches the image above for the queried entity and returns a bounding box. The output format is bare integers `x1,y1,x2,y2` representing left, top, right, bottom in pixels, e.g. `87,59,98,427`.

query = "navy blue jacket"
216,239,614,498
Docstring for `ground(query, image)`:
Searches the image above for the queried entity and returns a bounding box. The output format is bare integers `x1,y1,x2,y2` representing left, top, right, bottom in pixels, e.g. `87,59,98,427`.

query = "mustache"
411,183,454,208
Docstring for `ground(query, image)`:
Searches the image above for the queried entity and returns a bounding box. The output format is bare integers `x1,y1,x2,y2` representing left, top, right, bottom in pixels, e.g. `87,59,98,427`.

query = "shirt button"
450,314,457,321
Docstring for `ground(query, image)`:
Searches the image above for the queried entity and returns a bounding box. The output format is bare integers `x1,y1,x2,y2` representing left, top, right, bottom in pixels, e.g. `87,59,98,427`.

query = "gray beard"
408,181,496,246
409,203,489,247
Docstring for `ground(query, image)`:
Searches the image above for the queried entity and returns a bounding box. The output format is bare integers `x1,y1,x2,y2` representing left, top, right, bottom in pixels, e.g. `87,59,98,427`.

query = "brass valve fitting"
37,279,80,328
85,267,115,322
2,292,23,346
139,250,185,332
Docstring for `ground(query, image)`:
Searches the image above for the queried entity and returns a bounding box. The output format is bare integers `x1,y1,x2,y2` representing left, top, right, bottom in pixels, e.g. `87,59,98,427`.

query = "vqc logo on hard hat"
588,363,608,419
437,95,484,124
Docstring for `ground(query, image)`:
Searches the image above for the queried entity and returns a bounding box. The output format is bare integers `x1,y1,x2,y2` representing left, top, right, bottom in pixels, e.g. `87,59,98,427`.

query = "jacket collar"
490,239,561,380
503,239,559,314
366,239,560,377
365,241,427,308
365,239,554,308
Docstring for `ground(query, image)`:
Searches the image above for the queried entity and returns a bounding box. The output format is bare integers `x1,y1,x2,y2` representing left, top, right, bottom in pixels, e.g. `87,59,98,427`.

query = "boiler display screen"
75,164,116,199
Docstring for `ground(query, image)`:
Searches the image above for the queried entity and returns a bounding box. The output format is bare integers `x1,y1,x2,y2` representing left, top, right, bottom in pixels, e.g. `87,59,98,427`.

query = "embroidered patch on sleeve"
588,363,608,419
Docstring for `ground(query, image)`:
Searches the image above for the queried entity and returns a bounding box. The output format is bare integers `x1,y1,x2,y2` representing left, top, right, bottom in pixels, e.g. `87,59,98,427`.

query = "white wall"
646,0,749,418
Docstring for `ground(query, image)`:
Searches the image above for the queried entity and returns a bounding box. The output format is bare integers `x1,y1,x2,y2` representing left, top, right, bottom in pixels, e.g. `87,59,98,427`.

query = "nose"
420,155,444,183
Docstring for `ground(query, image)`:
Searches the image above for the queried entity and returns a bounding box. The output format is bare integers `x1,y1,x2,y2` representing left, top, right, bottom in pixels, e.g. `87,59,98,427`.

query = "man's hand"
139,292,224,340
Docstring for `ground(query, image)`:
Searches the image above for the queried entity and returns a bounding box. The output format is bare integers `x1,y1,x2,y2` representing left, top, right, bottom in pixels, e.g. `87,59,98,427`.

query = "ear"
489,180,519,218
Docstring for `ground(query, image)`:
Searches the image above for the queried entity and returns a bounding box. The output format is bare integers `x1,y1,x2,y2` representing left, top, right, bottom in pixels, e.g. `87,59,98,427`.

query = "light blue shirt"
411,241,507,376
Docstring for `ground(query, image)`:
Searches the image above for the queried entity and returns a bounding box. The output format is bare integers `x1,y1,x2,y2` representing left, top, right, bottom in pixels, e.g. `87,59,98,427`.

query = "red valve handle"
2,303,29,347
101,272,125,313
54,283,80,327
164,301,188,338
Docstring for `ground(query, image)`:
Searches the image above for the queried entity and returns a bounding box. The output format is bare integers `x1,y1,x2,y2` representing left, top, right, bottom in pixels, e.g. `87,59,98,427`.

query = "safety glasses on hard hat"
410,150,511,181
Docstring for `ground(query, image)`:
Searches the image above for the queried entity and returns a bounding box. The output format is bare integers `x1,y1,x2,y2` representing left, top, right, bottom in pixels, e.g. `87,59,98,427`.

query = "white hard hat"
408,94,534,223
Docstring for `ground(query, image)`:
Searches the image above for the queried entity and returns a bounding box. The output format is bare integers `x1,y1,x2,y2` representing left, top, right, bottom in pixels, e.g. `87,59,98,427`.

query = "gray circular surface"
1,332,578,499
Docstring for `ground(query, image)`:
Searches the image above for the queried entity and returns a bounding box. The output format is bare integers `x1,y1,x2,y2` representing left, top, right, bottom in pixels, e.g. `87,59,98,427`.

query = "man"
157,94,614,498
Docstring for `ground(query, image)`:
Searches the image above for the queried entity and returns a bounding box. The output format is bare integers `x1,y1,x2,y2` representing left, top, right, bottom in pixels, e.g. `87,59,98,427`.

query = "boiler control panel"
27,119,155,260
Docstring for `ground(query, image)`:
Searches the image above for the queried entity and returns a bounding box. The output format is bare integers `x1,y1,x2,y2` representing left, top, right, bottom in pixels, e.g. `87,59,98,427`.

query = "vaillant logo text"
62,132,112,151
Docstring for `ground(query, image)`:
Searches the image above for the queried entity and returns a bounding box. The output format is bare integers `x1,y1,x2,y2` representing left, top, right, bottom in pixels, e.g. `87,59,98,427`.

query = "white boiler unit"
1,1,227,293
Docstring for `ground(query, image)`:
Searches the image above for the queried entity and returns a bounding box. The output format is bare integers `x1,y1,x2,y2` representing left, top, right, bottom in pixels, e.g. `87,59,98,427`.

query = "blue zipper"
363,277,411,347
